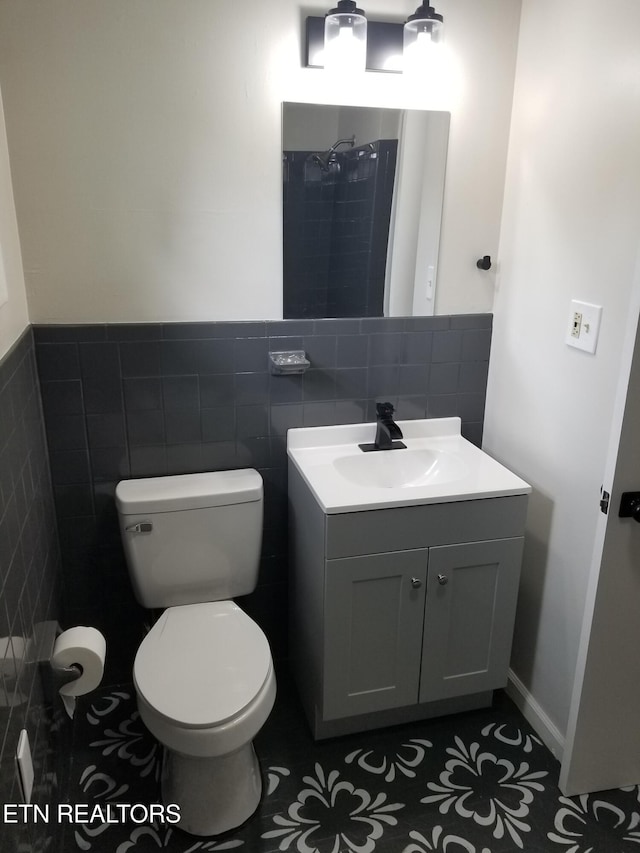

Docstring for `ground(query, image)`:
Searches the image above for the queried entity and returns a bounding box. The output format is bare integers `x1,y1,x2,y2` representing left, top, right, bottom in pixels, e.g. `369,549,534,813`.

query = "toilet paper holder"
52,662,83,690
33,621,84,699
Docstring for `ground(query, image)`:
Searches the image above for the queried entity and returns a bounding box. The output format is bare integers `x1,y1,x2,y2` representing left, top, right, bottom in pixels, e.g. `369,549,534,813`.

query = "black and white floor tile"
59,674,640,853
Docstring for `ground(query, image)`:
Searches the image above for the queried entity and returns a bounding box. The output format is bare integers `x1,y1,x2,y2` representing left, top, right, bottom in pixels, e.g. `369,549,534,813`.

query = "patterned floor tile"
53,673,640,853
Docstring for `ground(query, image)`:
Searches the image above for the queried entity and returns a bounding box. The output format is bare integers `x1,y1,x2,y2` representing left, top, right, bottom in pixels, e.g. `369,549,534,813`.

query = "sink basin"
333,448,467,489
286,417,532,514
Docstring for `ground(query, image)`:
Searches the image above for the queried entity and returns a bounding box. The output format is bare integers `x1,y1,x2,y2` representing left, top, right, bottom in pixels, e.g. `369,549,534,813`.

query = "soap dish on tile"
268,350,310,375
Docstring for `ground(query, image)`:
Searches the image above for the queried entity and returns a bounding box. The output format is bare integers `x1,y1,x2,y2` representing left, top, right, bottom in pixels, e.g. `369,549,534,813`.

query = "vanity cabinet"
419,538,523,703
288,461,528,739
325,537,523,721
324,549,427,719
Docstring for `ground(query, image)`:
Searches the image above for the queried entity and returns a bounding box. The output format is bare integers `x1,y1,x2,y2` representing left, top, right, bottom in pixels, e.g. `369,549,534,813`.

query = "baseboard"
506,669,565,761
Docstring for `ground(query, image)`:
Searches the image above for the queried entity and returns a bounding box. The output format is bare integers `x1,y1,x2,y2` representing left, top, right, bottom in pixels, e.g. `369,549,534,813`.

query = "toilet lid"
134,601,272,728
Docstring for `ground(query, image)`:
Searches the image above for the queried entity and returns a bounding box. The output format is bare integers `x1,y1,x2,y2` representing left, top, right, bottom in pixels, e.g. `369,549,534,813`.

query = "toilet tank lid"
115,469,262,514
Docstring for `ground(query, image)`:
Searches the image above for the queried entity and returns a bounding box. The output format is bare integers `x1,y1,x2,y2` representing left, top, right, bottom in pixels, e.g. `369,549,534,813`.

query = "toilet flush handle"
126,521,153,534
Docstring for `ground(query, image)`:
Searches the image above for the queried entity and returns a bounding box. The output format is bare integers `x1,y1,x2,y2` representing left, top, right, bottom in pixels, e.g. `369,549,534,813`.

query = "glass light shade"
324,4,367,74
403,6,443,76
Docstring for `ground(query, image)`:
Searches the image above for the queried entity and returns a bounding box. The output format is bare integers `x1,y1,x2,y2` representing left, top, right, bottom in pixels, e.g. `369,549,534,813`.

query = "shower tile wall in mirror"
282,103,450,320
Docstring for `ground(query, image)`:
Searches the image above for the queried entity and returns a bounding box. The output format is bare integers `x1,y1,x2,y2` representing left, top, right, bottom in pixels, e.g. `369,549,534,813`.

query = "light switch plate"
16,729,34,804
566,300,602,354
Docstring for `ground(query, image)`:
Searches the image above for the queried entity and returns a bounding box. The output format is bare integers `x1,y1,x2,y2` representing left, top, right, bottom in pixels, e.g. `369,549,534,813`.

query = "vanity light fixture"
323,0,368,73
306,2,444,74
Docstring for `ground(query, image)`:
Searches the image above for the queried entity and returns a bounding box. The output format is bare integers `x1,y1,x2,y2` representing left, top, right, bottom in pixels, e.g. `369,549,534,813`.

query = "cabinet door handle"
437,574,449,585
410,577,422,589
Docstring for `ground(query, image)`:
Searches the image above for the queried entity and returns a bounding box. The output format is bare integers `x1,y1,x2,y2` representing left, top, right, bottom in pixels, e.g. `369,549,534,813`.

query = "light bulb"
403,4,443,76
324,2,367,74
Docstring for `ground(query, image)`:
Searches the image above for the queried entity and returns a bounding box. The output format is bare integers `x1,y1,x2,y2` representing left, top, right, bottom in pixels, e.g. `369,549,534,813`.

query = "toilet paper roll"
52,627,106,718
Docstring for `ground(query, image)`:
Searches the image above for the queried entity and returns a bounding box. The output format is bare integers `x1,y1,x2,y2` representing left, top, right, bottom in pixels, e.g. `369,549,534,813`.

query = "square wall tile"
79,342,120,380
162,375,200,411
36,343,80,380
124,378,163,412
201,407,236,443
126,410,165,446
86,413,126,449
44,415,87,452
160,340,200,375
83,377,123,414
165,410,201,444
119,342,161,377
432,330,463,363
234,338,269,373
40,381,83,416
197,339,235,374
235,406,269,439
200,374,235,408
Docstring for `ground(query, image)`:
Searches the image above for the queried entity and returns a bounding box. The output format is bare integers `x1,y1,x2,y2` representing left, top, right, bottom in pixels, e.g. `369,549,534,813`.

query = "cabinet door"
419,538,524,703
324,550,427,720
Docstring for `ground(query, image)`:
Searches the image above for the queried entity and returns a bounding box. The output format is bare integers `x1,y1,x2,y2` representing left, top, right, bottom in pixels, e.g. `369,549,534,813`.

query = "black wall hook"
476,255,492,270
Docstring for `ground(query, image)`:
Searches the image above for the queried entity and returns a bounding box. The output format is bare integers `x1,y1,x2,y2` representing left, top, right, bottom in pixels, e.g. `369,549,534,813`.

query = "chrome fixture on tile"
268,350,310,375
310,135,356,172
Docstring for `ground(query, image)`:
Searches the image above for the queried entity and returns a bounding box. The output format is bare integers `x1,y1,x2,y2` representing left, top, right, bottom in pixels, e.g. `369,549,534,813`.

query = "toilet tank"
115,469,263,609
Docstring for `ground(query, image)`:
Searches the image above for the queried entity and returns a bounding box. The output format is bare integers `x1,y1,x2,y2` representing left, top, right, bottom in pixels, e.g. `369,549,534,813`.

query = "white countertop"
287,417,531,514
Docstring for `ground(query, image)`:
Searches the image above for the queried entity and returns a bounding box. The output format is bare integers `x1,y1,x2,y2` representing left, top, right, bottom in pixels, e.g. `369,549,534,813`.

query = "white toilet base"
161,742,263,836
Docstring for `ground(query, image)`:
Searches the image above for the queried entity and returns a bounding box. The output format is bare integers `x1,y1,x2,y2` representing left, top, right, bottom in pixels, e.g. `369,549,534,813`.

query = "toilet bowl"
133,601,276,836
115,470,276,837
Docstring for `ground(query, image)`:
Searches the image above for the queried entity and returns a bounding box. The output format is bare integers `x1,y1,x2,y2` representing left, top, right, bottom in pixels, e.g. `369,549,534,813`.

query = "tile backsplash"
0,329,61,853
33,315,491,682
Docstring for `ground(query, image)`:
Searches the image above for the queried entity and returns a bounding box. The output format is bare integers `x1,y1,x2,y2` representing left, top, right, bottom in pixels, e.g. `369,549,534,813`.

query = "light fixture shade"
324,0,367,74
403,3,444,75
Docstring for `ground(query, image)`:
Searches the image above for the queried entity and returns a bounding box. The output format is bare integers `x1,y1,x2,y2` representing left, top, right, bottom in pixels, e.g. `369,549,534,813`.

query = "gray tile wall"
33,315,492,682
0,329,61,853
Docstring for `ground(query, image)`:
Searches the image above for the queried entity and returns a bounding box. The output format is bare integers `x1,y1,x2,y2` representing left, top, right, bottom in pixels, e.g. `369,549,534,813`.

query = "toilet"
114,469,276,837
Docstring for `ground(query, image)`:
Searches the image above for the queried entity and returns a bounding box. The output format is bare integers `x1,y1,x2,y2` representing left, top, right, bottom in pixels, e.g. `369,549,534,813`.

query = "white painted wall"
484,0,640,743
0,0,520,323
0,85,29,359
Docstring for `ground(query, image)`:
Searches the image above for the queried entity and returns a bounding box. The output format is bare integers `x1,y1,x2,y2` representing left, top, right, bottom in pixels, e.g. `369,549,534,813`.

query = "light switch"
566,300,602,354
426,265,434,300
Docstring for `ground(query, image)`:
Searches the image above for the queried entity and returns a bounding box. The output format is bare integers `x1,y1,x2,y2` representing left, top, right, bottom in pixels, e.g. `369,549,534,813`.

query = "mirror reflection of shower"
309,135,356,173
282,103,450,319
284,132,398,318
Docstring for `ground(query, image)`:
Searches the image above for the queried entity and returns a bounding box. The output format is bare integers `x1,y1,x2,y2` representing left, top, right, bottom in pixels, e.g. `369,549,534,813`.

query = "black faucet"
359,402,407,452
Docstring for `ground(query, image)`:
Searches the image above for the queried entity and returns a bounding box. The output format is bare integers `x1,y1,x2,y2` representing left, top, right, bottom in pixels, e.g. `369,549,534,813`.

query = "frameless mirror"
282,102,450,319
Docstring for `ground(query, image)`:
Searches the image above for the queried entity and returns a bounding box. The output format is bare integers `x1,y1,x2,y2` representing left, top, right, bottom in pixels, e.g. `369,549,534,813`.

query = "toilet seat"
134,601,272,729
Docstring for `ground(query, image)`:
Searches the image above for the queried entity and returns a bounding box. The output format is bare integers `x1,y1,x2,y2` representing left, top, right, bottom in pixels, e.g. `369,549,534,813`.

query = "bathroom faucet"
374,402,406,450
357,402,407,452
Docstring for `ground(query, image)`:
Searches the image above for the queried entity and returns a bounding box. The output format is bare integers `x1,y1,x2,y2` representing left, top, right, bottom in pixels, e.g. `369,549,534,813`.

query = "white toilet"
115,468,276,837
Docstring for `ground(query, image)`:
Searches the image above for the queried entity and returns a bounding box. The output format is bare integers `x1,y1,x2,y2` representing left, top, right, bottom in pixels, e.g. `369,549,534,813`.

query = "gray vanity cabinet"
324,549,428,719
420,538,524,703
323,539,523,721
288,461,528,739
